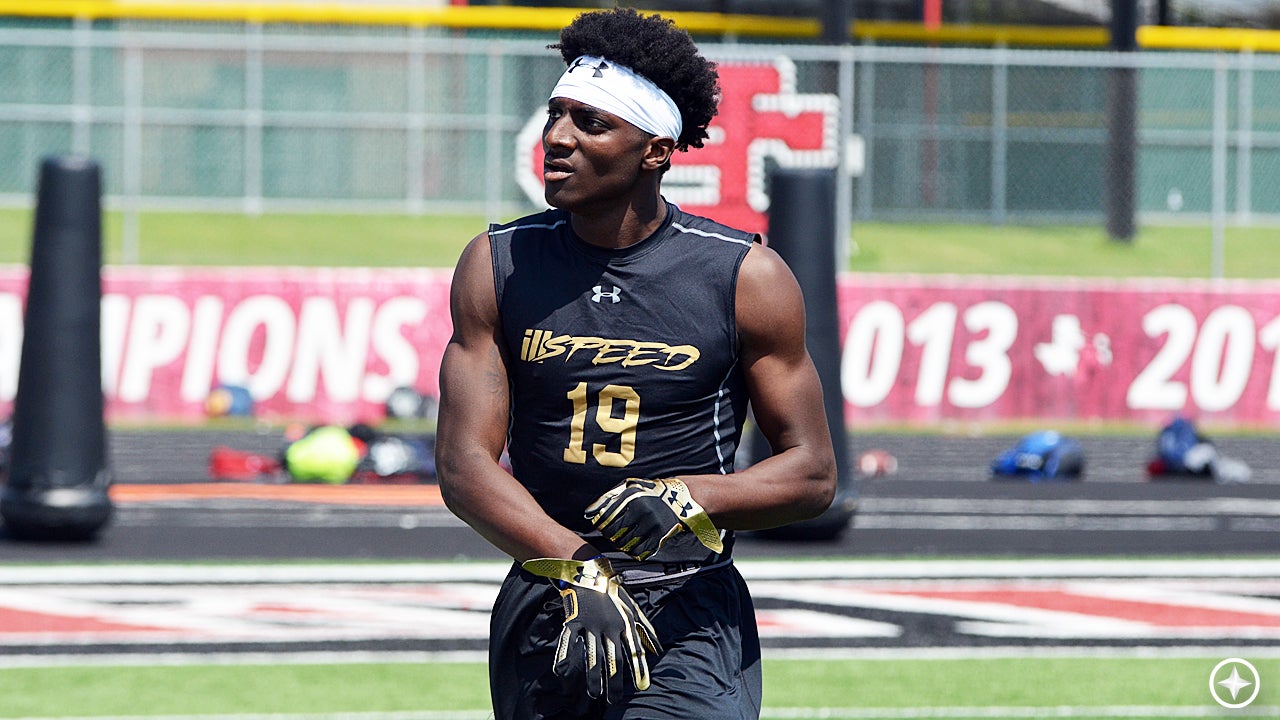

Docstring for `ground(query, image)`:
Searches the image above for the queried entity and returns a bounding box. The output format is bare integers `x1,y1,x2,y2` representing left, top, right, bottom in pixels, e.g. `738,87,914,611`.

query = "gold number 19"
564,382,639,467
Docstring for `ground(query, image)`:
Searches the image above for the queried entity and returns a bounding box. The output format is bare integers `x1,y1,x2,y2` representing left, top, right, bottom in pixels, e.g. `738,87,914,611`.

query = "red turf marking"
0,607,176,634
249,604,328,615
879,588,1280,627
754,614,791,630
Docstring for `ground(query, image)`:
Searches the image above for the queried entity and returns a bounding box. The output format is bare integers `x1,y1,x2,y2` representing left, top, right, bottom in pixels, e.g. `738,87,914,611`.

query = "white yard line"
3,557,1280,585
0,650,489,668
5,645,1280,668
862,497,1280,516
0,563,513,585
740,558,1280,580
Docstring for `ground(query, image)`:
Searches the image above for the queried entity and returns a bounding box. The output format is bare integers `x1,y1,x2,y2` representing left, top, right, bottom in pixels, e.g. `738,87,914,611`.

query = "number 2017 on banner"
1127,303,1280,413
839,300,1280,414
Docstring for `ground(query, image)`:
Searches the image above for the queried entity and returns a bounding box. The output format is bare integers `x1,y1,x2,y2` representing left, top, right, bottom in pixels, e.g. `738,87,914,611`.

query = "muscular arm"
681,243,837,530
435,232,598,562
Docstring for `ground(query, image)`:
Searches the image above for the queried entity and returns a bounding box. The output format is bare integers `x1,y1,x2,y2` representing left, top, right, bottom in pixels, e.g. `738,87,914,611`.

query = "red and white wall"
837,274,1280,428
0,266,453,424
2,266,1279,428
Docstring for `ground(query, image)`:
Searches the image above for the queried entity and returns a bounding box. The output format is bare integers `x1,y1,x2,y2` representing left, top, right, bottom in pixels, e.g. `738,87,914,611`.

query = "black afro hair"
551,7,720,152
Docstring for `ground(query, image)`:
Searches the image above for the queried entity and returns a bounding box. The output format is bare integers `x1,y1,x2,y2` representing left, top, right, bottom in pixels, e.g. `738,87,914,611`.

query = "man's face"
541,96,654,210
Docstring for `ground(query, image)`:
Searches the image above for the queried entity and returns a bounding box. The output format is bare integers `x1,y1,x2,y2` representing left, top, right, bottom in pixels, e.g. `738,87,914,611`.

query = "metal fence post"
990,44,1008,225
244,22,264,216
1211,54,1228,279
1236,50,1253,224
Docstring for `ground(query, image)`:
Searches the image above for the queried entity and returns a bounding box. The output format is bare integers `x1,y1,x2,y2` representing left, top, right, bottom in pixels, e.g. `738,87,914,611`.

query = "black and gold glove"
522,556,662,703
585,477,724,561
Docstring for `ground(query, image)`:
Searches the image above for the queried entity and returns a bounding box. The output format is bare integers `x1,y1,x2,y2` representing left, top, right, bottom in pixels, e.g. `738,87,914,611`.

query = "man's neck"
570,195,667,250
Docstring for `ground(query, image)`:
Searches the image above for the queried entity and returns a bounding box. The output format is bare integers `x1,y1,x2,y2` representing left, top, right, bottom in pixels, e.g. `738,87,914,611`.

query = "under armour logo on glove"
585,477,724,561
522,556,661,704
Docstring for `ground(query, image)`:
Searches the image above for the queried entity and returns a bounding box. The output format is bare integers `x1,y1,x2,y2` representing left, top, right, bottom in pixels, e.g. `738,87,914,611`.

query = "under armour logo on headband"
550,55,683,140
569,57,610,78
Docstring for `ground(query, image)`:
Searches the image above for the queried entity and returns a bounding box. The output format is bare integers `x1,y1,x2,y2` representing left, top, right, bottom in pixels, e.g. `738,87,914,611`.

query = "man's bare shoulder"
738,241,800,298
449,230,493,287
448,230,499,329
735,240,806,354
457,229,491,263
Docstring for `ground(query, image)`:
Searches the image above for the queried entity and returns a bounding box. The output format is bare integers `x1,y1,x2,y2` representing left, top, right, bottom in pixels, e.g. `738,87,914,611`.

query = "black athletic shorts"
488,560,763,719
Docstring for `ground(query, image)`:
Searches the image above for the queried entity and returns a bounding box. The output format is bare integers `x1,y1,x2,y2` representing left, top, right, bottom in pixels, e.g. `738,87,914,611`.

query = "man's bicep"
437,233,509,460
737,245,830,451
744,342,830,458
438,340,509,456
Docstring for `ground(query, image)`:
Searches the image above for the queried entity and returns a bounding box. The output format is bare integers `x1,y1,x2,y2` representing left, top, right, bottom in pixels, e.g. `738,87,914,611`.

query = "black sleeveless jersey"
490,204,756,558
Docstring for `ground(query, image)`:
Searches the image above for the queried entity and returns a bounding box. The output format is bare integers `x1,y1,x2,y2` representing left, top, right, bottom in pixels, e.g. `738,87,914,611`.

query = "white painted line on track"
762,645,1280,661
0,563,513,585
852,515,1219,531
739,558,1280,580
7,645,1280,668
3,558,1280,585
863,497,1280,516
0,650,489,668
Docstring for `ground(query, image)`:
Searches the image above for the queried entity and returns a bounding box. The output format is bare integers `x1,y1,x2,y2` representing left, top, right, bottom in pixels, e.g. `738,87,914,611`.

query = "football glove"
522,556,662,703
585,477,724,561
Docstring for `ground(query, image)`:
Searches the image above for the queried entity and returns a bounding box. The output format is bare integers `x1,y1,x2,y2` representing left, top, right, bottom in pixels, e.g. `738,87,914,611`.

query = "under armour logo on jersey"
592,285,621,304
569,57,610,78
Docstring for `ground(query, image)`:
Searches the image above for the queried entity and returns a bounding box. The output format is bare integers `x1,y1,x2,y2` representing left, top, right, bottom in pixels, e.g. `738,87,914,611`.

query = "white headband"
550,55,683,141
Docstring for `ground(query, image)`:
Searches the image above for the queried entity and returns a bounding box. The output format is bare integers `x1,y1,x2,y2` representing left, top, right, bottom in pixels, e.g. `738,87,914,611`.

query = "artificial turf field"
2,211,1276,717
3,557,1276,718
2,653,1276,718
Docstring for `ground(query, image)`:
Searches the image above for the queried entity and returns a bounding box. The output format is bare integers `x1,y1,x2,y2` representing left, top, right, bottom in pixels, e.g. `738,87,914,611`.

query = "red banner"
2,267,1280,427
838,274,1280,428
0,266,453,424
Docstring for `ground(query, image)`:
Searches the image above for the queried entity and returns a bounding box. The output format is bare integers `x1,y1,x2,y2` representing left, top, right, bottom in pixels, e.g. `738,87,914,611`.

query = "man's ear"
641,136,676,171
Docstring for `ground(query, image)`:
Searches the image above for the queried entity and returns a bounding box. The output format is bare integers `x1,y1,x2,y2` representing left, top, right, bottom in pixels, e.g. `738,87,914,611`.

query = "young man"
435,8,837,719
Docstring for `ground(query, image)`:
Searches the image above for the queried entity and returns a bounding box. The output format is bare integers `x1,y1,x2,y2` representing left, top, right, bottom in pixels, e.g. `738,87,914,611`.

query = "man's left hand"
585,478,723,560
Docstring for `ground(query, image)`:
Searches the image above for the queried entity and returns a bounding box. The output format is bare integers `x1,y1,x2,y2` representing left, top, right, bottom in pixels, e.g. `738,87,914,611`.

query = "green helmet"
285,425,361,484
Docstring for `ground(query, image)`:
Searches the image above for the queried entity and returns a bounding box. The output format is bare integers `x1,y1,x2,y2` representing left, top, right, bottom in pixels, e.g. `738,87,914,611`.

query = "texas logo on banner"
515,57,840,234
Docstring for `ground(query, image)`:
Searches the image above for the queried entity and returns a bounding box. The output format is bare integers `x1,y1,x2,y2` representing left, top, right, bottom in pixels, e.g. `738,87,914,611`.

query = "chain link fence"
2,19,1278,259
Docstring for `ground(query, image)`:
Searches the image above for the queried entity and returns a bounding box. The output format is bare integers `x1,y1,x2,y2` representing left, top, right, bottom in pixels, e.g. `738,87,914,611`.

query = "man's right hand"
586,477,724,560
522,556,662,703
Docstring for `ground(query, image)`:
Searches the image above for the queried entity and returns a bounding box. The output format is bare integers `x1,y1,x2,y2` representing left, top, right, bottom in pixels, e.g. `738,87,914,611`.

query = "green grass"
1,208,1276,277
848,221,1280,279
0,662,489,715
771,657,1252,708
0,209,480,268
0,656,1271,716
